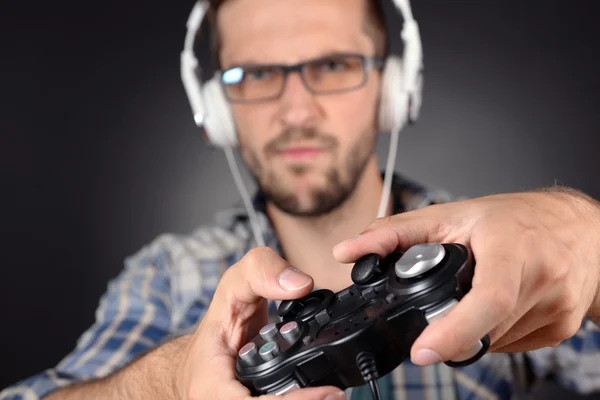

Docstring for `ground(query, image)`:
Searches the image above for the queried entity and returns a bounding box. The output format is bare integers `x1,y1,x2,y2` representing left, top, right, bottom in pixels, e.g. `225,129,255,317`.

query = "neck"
266,159,393,292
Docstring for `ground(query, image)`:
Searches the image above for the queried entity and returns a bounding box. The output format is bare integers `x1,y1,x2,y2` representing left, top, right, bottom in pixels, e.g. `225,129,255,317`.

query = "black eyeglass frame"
219,53,386,103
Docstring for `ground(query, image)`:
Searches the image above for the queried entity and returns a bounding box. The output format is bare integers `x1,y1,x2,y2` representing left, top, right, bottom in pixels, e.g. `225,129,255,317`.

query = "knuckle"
242,246,273,267
559,290,579,314
372,215,394,228
548,318,581,345
552,254,573,283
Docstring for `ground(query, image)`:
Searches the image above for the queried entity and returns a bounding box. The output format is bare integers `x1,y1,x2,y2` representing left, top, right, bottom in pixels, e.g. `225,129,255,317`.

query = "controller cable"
356,352,381,400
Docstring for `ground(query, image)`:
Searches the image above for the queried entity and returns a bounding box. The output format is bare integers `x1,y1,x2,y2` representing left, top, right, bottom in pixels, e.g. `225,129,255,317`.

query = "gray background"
1,0,600,395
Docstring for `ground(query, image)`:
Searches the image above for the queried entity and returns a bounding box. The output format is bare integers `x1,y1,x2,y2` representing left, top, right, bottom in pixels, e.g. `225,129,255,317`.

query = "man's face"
218,0,382,216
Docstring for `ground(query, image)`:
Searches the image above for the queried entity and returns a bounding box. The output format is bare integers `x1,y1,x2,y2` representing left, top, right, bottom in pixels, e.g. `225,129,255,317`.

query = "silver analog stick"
395,243,446,278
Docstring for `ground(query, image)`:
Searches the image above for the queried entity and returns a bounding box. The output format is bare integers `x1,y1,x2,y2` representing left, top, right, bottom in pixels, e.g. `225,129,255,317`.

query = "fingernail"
278,267,312,291
411,349,442,366
324,391,346,400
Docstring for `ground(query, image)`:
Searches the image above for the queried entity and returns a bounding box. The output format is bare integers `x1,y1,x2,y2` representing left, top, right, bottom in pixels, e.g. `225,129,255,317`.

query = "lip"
276,147,324,160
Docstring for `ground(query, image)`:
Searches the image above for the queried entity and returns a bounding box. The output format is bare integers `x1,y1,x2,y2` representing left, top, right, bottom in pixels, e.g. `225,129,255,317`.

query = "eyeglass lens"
221,55,370,102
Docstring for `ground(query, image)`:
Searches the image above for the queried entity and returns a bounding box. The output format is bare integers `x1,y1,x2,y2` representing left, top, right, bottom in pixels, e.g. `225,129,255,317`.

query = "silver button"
425,299,458,323
395,243,446,279
271,380,301,395
238,342,258,365
259,323,278,340
280,321,301,342
259,341,280,360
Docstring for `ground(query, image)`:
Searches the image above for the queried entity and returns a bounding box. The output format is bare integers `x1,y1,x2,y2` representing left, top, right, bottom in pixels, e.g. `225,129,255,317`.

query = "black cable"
368,379,381,400
356,352,380,400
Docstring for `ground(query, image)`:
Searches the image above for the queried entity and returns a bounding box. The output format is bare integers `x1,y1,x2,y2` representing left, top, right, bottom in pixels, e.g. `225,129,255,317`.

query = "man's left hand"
332,188,600,366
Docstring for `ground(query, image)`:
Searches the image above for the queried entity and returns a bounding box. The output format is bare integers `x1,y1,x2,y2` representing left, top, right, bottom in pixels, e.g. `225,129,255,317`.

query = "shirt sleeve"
0,239,176,400
526,319,600,395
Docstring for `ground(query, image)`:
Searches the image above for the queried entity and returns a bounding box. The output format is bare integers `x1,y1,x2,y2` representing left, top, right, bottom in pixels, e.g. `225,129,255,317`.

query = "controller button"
395,243,446,279
259,341,280,360
351,254,381,284
425,299,458,323
361,286,377,301
238,342,258,364
295,290,335,321
302,335,313,346
277,299,304,320
259,323,279,340
272,380,301,395
338,288,355,302
280,321,301,342
450,340,484,363
315,308,332,324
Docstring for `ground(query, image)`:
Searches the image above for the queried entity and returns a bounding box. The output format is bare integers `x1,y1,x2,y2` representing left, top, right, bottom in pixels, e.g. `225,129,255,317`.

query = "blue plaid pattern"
2,175,600,400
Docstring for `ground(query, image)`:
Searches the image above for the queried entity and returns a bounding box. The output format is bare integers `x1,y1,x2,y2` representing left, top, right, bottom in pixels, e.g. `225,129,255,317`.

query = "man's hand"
174,246,345,400
332,188,600,366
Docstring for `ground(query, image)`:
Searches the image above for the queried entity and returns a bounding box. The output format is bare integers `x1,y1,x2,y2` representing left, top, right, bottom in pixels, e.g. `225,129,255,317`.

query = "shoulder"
123,206,254,331
126,205,253,270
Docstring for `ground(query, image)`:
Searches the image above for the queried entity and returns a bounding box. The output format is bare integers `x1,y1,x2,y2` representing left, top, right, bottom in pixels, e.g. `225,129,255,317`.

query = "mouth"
276,146,325,160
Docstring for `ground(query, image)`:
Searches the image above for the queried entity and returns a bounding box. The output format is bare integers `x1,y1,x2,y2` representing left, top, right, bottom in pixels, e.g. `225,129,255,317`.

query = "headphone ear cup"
202,74,238,148
408,70,424,123
377,55,408,133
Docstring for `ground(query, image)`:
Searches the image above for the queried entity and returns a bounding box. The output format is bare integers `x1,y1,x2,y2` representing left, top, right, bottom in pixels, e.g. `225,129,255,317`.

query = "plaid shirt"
3,174,600,400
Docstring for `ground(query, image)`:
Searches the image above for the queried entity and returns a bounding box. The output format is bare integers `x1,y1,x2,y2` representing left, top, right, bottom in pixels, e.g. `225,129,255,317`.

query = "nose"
276,72,320,128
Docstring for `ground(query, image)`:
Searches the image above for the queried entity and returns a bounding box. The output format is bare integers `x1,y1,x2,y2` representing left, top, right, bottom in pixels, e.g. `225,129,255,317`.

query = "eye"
245,67,276,81
315,58,350,72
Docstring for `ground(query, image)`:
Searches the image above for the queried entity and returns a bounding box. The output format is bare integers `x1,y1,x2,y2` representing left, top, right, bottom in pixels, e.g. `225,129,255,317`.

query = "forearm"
45,335,190,400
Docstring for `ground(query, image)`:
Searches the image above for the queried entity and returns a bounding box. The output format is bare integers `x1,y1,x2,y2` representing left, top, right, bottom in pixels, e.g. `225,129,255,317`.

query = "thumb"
212,246,314,311
333,209,453,263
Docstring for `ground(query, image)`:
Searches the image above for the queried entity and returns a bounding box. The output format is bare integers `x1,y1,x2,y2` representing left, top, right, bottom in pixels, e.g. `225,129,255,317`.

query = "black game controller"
234,243,490,397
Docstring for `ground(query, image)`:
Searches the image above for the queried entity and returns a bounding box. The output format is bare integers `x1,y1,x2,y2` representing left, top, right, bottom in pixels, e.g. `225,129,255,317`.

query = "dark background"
2,0,600,394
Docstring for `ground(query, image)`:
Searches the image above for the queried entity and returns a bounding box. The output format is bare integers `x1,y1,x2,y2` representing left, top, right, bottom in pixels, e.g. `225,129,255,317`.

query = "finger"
487,274,557,351
332,209,455,264
491,321,570,353
410,243,523,365
212,247,314,312
488,312,549,352
256,386,346,400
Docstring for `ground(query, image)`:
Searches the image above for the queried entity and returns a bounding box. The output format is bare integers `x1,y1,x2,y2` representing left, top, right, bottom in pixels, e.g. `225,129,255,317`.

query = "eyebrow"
222,49,366,70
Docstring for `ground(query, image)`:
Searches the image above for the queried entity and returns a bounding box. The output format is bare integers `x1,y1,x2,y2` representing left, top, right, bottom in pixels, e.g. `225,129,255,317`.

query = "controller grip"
443,334,491,368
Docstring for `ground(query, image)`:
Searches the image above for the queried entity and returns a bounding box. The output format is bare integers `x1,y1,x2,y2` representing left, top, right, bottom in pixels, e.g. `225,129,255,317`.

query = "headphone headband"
181,0,424,141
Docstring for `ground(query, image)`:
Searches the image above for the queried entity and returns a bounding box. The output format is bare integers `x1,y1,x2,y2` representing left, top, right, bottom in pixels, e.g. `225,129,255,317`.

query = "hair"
205,0,388,70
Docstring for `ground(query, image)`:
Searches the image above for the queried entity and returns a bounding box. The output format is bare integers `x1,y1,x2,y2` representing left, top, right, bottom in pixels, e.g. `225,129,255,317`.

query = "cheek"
321,88,379,146
230,103,276,150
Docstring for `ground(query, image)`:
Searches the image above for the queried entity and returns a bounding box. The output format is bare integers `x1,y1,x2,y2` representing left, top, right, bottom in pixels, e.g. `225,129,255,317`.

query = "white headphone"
180,0,424,246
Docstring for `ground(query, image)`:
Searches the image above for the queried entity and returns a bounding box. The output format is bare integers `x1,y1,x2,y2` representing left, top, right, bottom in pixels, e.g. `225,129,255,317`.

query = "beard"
240,126,375,217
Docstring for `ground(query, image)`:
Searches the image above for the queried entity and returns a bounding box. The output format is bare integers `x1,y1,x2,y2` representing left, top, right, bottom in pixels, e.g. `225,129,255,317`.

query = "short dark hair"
205,0,388,70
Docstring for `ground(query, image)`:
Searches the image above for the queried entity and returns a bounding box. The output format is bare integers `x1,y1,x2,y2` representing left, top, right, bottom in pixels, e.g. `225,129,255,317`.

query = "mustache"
264,127,338,156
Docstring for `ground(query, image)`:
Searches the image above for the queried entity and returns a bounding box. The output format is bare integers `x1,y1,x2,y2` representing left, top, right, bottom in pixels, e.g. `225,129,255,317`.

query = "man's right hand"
174,247,345,400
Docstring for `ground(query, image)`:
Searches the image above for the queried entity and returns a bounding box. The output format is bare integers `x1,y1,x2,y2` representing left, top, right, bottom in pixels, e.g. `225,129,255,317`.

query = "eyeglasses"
220,53,384,103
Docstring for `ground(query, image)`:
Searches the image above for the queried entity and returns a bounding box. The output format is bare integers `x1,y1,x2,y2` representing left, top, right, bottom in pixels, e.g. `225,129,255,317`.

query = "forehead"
218,0,374,68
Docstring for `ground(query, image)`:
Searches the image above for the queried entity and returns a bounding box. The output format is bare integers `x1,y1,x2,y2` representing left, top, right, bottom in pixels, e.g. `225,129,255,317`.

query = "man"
2,0,600,399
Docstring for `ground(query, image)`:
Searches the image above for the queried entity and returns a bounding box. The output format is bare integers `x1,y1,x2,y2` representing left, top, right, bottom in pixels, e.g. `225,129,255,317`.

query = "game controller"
234,243,490,397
